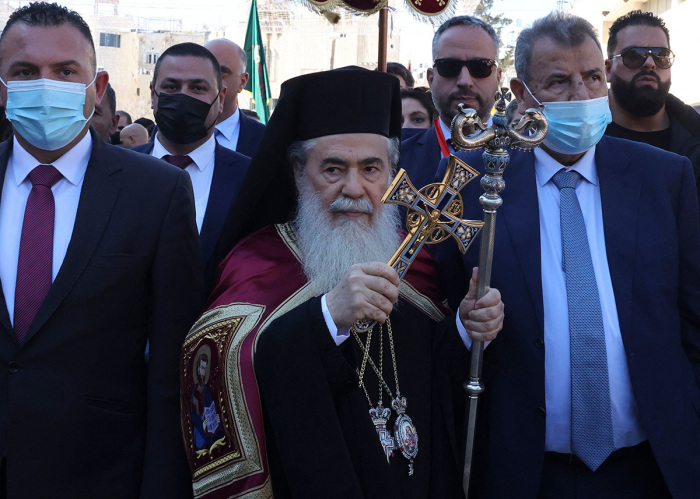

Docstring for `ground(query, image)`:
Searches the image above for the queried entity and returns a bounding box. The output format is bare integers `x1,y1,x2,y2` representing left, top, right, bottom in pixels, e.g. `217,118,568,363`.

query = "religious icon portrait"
190,344,225,452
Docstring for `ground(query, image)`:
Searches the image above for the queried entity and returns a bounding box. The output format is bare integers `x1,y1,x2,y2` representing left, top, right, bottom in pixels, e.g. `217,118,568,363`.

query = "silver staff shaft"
451,89,547,498
463,188,500,497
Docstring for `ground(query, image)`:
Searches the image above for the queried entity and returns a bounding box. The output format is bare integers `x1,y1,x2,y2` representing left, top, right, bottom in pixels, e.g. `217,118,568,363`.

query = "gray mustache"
328,196,374,215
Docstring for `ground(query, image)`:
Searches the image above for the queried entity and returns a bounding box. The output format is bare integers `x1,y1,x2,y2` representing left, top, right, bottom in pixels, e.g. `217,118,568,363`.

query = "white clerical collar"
152,132,216,172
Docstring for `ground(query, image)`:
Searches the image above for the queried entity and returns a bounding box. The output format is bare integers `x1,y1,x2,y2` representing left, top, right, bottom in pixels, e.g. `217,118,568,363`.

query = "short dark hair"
386,62,414,88
241,108,260,120
432,16,499,60
607,10,670,58
400,87,438,123
103,84,116,118
0,2,95,70
515,11,601,85
152,42,222,91
116,110,132,125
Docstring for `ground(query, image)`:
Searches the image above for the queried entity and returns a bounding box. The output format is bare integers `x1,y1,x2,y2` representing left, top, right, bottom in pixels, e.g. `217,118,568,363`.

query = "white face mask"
1,74,97,150
522,81,612,155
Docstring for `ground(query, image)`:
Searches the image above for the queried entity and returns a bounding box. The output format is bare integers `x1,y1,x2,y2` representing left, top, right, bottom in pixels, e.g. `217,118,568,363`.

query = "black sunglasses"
433,58,497,79
612,47,675,69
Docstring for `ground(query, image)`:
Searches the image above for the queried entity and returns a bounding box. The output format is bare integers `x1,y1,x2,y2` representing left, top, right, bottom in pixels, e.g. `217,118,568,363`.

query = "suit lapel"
135,142,155,156
596,137,639,341
21,134,122,345
200,144,243,267
499,150,545,333
0,141,13,334
236,113,261,158
402,126,443,189
236,112,250,156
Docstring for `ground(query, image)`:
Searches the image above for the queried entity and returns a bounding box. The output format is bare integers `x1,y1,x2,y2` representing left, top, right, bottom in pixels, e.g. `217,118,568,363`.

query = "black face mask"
154,91,219,144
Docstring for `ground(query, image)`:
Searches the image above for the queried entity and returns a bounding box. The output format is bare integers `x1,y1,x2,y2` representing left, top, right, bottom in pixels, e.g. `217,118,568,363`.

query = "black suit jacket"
0,131,203,498
234,110,266,158
132,140,250,288
400,125,443,190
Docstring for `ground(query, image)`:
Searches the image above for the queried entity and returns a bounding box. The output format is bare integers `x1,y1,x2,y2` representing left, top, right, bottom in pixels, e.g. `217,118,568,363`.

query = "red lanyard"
433,118,450,158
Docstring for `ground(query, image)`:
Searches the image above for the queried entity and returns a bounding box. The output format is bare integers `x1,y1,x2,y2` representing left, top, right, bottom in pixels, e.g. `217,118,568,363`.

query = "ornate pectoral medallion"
369,401,395,463
392,395,418,475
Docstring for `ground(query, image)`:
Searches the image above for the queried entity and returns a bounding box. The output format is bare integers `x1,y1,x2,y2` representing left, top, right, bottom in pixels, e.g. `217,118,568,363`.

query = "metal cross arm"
352,155,484,333
383,156,484,276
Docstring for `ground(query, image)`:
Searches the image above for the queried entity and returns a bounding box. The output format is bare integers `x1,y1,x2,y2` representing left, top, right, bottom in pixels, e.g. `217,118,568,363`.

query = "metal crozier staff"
450,88,548,498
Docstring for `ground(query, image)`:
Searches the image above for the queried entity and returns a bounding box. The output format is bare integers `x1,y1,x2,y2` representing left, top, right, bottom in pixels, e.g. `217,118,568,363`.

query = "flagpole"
378,6,388,72
244,0,271,124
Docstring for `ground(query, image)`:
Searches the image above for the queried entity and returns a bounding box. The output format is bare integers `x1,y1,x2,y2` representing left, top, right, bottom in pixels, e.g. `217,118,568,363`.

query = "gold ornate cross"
353,155,483,332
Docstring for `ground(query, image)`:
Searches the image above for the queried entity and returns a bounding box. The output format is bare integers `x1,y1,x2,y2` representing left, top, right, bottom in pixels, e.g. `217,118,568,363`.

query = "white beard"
294,177,402,296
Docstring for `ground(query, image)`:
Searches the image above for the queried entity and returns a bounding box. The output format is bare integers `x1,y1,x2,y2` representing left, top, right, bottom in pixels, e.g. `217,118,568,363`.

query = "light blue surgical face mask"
1,74,97,151
522,82,612,155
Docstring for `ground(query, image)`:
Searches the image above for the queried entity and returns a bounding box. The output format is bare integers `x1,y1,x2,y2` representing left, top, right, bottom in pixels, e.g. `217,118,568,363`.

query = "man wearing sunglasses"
400,15,501,190
433,11,700,499
605,10,700,209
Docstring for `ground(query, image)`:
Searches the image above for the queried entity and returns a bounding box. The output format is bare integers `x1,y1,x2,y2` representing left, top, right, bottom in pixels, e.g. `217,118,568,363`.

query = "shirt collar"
534,146,598,188
215,107,240,141
152,132,217,172
11,132,92,187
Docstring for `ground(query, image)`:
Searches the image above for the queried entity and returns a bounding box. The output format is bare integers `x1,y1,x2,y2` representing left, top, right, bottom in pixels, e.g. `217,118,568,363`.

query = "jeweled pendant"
369,401,395,463
392,394,418,475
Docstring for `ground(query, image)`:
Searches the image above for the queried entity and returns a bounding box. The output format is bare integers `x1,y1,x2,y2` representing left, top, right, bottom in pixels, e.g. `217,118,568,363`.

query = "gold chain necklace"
353,317,419,475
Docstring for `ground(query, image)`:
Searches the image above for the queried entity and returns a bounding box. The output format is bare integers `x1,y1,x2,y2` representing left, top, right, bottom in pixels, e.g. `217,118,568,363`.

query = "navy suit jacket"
0,130,203,498
400,125,443,190
234,110,266,158
434,136,700,498
132,140,251,288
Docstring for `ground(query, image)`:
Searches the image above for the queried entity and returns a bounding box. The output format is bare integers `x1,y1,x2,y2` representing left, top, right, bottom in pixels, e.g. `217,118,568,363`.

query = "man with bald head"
120,123,148,149
204,38,265,157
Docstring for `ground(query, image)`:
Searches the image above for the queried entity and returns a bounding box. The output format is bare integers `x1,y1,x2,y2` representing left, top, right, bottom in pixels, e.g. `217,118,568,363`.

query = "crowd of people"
0,2,698,498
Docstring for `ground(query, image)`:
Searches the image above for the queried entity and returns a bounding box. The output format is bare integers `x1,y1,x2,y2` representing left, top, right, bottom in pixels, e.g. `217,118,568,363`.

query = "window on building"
146,52,160,65
99,33,121,48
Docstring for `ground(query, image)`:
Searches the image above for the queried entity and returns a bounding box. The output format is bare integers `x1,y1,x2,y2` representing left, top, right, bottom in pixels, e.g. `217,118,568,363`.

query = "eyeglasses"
612,47,675,69
433,58,497,79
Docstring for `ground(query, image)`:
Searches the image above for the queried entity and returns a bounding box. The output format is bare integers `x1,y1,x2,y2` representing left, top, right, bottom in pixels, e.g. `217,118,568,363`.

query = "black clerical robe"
255,292,470,498
182,223,469,498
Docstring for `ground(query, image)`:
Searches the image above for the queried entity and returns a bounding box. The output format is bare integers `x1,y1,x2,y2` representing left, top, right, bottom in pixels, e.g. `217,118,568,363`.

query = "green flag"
243,0,271,124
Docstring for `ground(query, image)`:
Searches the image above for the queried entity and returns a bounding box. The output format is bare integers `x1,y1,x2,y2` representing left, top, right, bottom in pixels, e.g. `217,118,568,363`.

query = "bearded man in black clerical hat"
179,66,503,499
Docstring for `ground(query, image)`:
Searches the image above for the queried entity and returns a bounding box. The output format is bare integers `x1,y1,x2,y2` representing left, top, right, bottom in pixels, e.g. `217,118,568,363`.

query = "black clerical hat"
213,66,402,265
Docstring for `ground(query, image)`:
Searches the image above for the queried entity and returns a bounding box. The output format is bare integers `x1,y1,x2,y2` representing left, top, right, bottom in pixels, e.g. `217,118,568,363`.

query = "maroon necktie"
163,155,193,169
13,165,63,343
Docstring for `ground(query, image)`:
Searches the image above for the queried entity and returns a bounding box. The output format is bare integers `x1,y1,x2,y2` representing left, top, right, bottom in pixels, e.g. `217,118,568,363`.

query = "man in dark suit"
204,38,266,158
436,12,700,499
0,3,202,498
400,15,501,190
132,42,251,289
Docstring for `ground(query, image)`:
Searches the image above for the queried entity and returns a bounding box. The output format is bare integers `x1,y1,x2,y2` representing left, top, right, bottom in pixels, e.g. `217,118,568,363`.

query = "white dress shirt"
214,108,241,152
0,134,92,325
152,133,216,233
534,146,646,452
321,294,472,348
